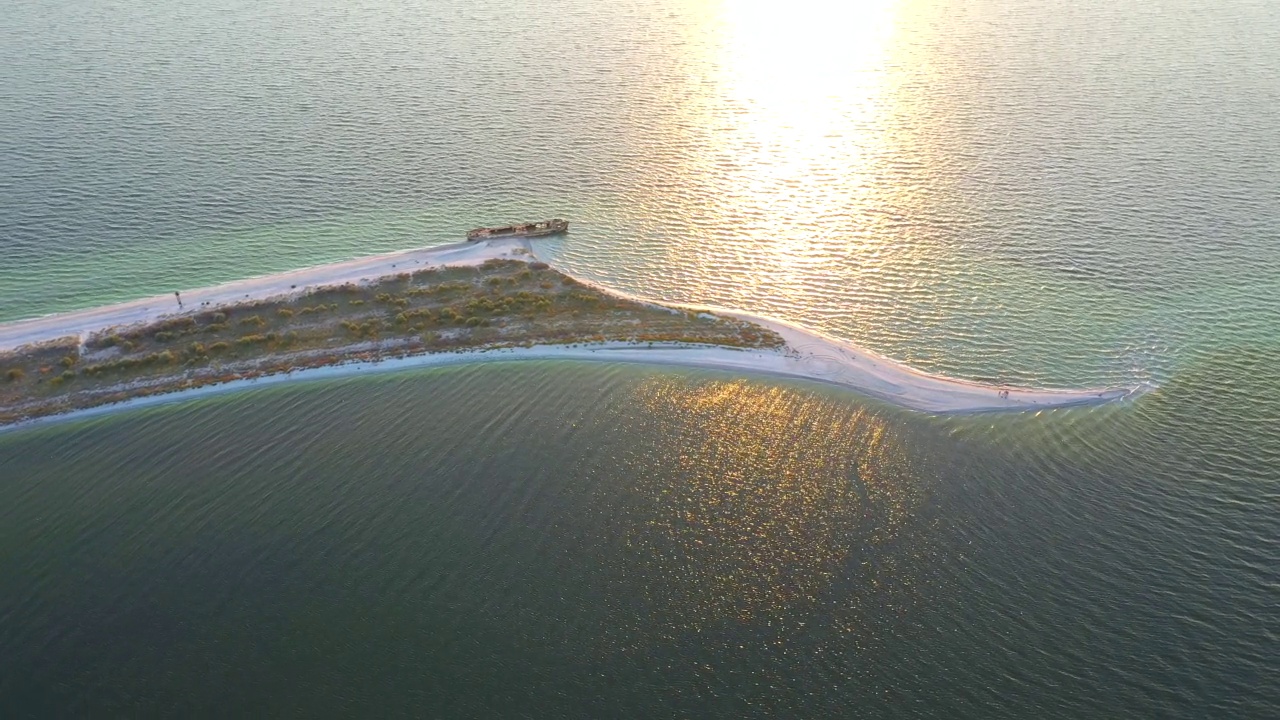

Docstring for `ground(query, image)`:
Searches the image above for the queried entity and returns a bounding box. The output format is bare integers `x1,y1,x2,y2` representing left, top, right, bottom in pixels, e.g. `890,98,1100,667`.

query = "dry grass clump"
1,259,784,426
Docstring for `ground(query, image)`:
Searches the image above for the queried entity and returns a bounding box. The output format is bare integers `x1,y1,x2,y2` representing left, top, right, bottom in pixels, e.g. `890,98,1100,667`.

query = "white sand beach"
0,239,1141,415
0,239,528,352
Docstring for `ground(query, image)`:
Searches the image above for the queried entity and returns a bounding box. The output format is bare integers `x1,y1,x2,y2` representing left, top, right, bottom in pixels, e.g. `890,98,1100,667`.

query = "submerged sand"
0,238,1141,416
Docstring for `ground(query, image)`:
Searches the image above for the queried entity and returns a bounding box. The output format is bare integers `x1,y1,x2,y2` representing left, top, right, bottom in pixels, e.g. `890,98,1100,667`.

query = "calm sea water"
1,0,1278,717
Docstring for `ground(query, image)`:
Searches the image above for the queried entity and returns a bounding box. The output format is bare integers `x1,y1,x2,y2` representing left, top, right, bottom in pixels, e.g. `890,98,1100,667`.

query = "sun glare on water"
610,376,928,629
719,0,899,118
673,0,908,306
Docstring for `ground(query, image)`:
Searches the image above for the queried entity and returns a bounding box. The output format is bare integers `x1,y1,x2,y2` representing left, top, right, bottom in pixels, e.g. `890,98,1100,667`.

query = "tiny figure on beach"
174,291,183,309
998,389,1009,399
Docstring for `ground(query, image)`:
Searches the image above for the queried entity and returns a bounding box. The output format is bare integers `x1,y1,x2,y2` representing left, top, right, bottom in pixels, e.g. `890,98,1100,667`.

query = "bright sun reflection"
610,376,925,628
676,0,905,305
719,0,898,131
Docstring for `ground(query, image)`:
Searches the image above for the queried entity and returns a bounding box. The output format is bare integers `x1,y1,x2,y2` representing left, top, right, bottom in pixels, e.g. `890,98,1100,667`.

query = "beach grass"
0,259,782,426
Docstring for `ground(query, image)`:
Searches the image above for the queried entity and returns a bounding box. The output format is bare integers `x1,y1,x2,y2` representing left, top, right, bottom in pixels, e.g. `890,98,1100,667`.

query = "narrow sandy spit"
0,239,526,352
0,238,1145,425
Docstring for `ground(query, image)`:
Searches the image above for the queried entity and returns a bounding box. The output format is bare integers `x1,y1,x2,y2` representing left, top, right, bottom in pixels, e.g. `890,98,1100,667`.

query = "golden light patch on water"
618,376,926,627
717,0,899,137
636,0,947,322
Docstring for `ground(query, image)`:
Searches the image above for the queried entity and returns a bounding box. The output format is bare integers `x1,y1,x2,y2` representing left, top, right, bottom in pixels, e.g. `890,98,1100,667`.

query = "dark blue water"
1,363,1277,717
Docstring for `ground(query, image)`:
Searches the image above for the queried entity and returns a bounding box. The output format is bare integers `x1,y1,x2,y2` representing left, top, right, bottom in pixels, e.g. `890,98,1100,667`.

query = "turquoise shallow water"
2,0,1279,716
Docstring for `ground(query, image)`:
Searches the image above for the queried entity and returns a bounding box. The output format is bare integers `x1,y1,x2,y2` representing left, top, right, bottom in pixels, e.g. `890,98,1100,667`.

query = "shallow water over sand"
1,0,1278,716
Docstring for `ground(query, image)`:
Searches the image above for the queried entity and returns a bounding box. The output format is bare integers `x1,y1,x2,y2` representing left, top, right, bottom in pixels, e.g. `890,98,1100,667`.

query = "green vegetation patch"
0,260,783,426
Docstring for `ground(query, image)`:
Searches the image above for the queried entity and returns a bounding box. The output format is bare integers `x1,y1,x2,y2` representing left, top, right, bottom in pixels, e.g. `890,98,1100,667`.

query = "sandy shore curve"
0,238,1144,416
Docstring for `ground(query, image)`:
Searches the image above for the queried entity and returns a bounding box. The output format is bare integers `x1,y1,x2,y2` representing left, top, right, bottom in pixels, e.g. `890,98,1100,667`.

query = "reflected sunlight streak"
615,376,926,627
699,0,905,303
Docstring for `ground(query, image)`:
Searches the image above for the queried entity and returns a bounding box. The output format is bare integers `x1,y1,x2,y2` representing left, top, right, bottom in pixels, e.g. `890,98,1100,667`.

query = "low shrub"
298,304,340,315
341,319,383,339
5,368,23,382
394,308,435,326
159,317,197,332
277,308,294,318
